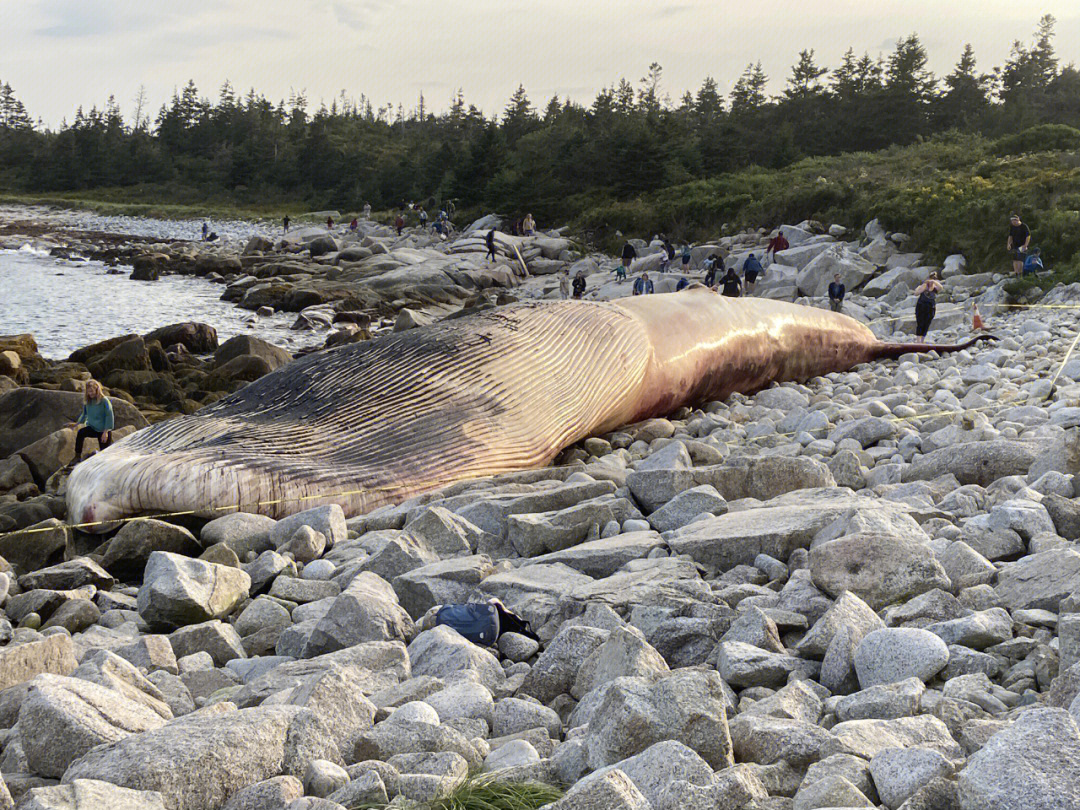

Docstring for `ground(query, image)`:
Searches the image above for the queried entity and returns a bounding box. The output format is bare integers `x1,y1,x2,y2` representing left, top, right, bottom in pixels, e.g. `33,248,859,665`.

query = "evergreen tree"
785,50,827,99
730,62,768,113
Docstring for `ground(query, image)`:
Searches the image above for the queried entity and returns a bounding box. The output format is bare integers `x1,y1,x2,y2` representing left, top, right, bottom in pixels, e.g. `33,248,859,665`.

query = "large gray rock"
995,548,1080,611
137,552,250,630
19,674,168,778
63,705,341,810
221,776,303,810
507,495,643,557
71,650,173,720
302,572,415,657
406,626,502,691
102,520,202,581
572,626,669,698
904,441,1040,486
585,670,734,770
231,642,409,708
18,779,166,809
550,769,649,810
854,628,949,688
351,719,482,771
728,713,843,768
269,505,346,549
958,708,1080,810
522,532,665,579
810,534,950,610
0,634,77,691
201,513,278,558
402,506,482,557
870,747,953,810
169,620,246,666
831,715,962,760
285,664,376,754
715,642,811,688
925,608,1012,649
393,557,494,619
797,591,883,658
520,625,608,703
578,740,712,808
645,486,727,533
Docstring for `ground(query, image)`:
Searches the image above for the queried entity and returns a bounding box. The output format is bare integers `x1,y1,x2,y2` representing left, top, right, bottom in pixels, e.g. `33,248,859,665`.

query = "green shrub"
350,777,563,810
994,124,1080,156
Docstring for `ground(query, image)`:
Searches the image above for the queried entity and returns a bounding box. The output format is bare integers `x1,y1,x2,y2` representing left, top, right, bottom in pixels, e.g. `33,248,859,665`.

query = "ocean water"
0,245,320,359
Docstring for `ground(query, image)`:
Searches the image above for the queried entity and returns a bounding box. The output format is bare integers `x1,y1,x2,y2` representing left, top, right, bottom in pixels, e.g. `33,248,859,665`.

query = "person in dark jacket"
742,253,763,295
485,229,497,263
828,273,845,312
703,255,719,288
720,267,742,297
632,273,654,296
617,242,636,282
913,272,943,344
676,276,690,291
766,231,789,263
572,271,586,299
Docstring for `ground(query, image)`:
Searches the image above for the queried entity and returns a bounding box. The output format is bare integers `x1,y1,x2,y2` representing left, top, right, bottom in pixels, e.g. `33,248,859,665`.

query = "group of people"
557,267,587,299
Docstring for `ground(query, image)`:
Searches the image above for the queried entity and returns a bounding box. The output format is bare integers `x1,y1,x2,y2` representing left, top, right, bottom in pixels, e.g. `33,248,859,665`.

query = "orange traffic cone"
972,303,984,331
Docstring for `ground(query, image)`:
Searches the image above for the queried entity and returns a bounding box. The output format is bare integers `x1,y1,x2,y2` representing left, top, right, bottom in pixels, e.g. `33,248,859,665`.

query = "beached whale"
67,288,990,530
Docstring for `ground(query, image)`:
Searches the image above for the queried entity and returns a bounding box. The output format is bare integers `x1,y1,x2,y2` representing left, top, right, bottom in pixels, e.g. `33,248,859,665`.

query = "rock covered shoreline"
1,209,1080,808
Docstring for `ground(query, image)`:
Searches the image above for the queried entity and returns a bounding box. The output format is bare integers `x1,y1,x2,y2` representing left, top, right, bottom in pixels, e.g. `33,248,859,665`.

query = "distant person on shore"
1023,247,1044,275
742,253,763,294
349,217,358,232
395,213,405,236
326,215,334,230
766,230,789,264
828,273,845,312
633,273,654,296
721,266,742,297
914,271,943,344
558,267,570,299
681,244,692,272
618,241,636,282
363,202,372,220
1007,213,1030,276
703,255,719,287
66,381,113,465
418,207,429,231
201,222,209,241
572,271,586,299
523,213,536,236
283,215,290,233
485,229,497,263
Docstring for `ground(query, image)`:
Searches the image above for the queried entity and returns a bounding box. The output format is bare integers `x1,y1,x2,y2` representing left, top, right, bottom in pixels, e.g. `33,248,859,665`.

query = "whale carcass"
67,289,989,529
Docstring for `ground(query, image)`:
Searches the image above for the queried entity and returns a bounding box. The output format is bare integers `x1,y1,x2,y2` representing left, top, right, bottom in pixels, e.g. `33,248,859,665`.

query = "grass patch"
351,777,563,810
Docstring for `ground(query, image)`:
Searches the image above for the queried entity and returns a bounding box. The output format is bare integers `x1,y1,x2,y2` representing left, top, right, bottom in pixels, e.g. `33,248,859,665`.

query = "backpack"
435,603,500,645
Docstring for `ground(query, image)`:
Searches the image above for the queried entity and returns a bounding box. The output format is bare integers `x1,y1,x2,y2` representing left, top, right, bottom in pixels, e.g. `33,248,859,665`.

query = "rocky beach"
1,203,1080,810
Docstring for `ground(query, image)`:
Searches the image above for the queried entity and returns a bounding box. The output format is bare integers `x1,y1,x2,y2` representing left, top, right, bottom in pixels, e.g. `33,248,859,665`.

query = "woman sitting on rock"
67,380,114,464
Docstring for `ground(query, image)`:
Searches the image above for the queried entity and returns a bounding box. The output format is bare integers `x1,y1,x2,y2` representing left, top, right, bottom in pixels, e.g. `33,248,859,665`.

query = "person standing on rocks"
558,267,571,299
485,229,497,263
362,202,372,220
1007,213,1031,276
67,380,113,465
680,244,692,272
394,212,405,236
742,253,763,295
914,271,943,344
828,273,845,312
618,241,636,282
703,254,719,287
349,217,358,231
766,230,789,264
201,222,209,241
633,272,654,295
721,265,742,297
572,270,586,299
523,213,536,236
418,207,429,231
326,215,334,230
282,215,290,233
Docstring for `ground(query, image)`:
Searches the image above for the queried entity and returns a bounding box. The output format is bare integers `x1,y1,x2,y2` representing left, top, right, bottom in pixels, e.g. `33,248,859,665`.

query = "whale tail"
873,333,997,359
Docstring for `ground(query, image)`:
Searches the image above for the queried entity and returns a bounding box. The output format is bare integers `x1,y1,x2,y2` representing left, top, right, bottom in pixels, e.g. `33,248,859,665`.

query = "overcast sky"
3,1,1078,128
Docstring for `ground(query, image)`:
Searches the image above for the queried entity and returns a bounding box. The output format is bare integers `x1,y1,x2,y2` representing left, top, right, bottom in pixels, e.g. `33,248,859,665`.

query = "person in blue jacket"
742,253,764,295
1022,248,1044,276
67,380,114,463
633,273,654,295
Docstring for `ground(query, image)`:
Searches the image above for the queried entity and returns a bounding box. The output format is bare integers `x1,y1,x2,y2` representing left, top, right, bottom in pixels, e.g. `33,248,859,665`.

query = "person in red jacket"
766,231,789,264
